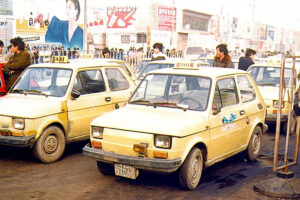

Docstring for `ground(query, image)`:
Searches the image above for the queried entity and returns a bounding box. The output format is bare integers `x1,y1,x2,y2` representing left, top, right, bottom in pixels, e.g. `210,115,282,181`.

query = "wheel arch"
181,141,208,166
35,120,67,141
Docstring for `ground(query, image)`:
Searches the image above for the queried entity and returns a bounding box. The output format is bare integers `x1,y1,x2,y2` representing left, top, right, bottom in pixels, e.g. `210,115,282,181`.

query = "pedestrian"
238,48,256,71
102,47,110,58
32,46,39,64
151,42,166,61
213,43,234,68
2,37,31,91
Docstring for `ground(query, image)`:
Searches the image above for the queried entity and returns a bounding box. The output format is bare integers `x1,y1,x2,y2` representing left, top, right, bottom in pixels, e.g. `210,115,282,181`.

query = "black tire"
244,126,262,161
97,161,114,175
33,126,66,164
178,147,203,190
281,111,296,134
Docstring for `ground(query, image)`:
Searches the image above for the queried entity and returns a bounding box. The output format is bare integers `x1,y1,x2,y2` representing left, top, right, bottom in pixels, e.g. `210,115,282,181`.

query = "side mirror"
212,104,221,115
71,90,81,99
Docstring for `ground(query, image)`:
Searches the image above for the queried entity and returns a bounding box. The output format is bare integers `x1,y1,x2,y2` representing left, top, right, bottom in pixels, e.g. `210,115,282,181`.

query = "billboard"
15,0,84,50
157,6,176,31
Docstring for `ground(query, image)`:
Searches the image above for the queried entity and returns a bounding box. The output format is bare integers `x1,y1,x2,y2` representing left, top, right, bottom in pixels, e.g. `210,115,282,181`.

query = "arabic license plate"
114,164,139,179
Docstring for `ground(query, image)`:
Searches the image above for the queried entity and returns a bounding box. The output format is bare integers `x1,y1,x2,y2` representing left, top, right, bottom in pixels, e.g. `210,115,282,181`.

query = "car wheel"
33,126,66,164
97,161,114,175
244,126,262,161
282,111,296,134
178,147,203,190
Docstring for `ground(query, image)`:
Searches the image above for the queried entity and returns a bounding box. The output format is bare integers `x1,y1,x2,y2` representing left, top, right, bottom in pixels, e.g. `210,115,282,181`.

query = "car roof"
148,66,249,78
28,59,122,70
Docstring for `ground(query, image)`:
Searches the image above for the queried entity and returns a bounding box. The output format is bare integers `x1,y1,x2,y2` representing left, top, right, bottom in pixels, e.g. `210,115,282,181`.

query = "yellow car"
83,63,267,190
0,57,136,163
248,61,299,133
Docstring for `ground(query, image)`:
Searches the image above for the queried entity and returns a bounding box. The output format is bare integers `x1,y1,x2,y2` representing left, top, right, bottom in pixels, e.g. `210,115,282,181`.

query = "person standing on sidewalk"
213,43,234,68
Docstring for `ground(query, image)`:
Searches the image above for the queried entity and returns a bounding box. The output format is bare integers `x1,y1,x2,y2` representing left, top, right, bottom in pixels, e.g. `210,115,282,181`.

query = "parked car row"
3,55,299,190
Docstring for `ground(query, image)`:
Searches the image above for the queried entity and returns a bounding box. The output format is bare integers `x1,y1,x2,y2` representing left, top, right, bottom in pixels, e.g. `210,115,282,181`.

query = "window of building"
137,33,147,43
182,10,210,32
121,35,130,44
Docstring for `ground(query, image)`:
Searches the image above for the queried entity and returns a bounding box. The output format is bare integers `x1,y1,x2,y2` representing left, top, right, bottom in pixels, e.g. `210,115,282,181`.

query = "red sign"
157,6,176,31
107,6,137,29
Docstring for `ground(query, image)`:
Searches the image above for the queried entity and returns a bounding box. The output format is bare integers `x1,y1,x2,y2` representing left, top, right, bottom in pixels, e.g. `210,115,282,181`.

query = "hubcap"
192,159,199,178
252,133,260,154
44,134,58,154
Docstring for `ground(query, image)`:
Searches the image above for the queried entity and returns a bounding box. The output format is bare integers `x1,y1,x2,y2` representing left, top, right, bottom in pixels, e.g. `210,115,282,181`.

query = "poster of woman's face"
15,0,84,50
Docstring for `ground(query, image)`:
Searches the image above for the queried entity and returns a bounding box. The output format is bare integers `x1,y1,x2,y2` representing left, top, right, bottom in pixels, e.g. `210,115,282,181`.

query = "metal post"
273,54,285,171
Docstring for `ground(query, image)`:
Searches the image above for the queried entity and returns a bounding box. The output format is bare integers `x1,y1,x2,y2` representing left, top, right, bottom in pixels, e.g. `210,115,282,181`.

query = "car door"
67,68,114,138
104,67,136,108
209,76,246,160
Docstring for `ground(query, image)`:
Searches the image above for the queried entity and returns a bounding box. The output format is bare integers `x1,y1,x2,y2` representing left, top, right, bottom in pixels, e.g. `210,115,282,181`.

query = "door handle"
240,110,245,115
105,97,111,102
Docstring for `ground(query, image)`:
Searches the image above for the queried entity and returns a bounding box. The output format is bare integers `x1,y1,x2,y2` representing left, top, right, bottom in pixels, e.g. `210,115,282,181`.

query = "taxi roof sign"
173,61,199,70
51,56,69,63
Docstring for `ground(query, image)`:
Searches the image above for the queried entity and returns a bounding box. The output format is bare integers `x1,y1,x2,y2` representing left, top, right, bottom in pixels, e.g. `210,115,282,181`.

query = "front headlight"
273,100,285,108
92,126,104,139
154,135,171,149
13,118,25,130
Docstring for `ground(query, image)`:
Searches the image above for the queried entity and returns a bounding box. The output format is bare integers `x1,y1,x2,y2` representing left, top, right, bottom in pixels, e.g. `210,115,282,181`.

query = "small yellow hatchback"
0,58,136,163
248,61,300,133
83,64,267,190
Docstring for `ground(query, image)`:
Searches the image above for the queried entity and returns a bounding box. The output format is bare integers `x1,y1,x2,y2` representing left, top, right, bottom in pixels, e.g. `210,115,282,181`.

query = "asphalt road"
0,125,299,200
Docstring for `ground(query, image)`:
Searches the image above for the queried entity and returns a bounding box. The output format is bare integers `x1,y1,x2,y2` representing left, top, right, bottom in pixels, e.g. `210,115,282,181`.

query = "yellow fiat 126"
83,63,267,190
0,57,136,163
248,59,300,133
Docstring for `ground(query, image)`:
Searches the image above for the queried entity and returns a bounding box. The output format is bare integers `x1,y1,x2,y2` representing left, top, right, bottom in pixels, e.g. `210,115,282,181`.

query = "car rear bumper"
0,135,35,147
266,113,288,123
82,143,182,173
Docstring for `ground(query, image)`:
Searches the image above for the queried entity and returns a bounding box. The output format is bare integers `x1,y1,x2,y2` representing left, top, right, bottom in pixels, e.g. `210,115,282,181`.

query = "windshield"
138,63,174,79
134,60,151,76
12,67,72,97
249,66,294,86
130,74,211,111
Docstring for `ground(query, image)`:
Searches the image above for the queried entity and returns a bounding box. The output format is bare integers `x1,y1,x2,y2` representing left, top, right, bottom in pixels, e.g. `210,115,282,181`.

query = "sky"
158,0,300,31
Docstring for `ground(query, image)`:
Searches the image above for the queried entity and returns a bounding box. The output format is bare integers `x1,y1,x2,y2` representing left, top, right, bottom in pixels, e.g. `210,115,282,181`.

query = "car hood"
0,94,64,118
257,86,288,101
91,105,207,137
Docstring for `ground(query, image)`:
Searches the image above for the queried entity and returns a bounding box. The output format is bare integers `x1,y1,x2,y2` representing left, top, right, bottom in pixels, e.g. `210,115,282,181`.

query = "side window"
214,78,239,108
75,70,106,95
105,68,129,91
237,75,256,103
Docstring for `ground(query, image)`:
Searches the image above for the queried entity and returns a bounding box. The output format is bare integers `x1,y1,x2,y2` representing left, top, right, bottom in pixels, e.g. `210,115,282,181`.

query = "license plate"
114,164,139,179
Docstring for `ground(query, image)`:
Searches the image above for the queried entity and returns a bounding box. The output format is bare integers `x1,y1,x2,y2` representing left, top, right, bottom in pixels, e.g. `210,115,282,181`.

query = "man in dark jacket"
3,37,31,91
238,48,256,71
213,43,234,68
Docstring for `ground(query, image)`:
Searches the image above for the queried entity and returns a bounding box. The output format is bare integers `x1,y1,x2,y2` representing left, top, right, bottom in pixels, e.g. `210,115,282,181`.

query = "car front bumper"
0,135,35,147
82,144,182,173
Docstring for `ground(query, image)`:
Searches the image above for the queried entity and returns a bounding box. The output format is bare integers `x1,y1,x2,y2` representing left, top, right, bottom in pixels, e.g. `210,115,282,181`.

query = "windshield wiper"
259,83,276,86
24,90,49,97
130,99,152,105
10,89,24,94
152,102,187,111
